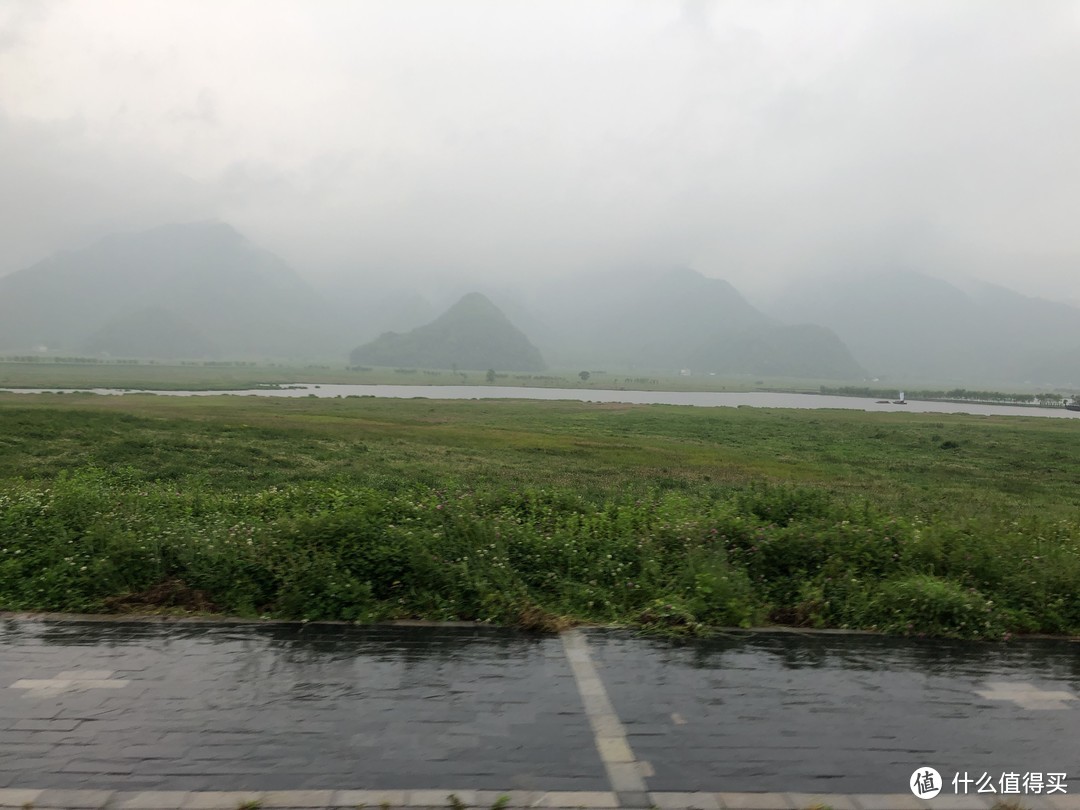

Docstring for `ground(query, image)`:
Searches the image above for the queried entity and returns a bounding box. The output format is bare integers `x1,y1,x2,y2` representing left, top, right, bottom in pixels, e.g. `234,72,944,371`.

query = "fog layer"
2,1,1079,302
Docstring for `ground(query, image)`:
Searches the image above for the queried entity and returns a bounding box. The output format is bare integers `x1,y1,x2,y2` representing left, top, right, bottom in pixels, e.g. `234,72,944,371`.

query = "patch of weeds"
637,597,706,635
236,801,262,810
867,574,1005,639
490,796,511,810
448,795,468,810
102,578,218,614
990,803,1029,810
516,602,573,633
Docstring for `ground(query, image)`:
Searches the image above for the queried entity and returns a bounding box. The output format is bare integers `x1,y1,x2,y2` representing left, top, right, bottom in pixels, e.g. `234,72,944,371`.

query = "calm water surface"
3,383,1079,418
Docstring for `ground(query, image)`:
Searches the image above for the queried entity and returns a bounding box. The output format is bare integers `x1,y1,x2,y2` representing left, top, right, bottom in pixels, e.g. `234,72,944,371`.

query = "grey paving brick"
851,795,927,810
785,794,859,810
472,791,539,807
2,621,1078,799
654,793,723,810
716,794,793,810
920,795,992,809
114,791,193,809
33,789,117,808
0,789,43,808
180,791,264,809
261,790,336,808
533,791,618,808
408,790,477,807
329,790,408,806
587,630,1080,794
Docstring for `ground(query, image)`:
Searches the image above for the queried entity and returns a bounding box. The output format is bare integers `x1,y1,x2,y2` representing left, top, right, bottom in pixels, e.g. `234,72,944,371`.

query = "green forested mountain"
350,292,546,371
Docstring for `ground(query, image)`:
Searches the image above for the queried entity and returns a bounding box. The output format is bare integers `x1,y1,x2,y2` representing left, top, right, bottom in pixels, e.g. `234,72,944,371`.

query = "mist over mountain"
0,222,347,359
350,292,546,372
5,220,1077,386
515,267,864,379
767,270,1080,386
83,307,220,360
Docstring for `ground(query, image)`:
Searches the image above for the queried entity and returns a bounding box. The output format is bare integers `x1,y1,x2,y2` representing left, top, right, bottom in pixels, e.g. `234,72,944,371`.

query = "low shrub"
0,468,1077,639
866,574,1004,639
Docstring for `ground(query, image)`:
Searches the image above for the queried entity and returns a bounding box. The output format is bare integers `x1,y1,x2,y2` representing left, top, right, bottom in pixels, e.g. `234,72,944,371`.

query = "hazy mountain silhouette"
768,270,1080,385
527,267,864,378
0,221,345,358
689,324,865,379
84,307,220,359
350,292,547,371
23,220,1074,386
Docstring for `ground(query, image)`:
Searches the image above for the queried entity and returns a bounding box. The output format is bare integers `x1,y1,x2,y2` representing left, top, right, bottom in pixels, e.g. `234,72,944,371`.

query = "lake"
3,383,1078,419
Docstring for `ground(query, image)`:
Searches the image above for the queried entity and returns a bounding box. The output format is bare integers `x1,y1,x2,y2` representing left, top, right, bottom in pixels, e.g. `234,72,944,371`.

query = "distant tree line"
0,356,276,367
178,360,259,367
822,386,1069,407
1,356,142,365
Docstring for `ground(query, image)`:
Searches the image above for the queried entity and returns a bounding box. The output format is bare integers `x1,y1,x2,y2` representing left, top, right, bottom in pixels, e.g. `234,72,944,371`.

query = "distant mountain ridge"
516,266,865,379
15,221,1071,385
0,221,346,359
350,292,546,371
768,270,1080,386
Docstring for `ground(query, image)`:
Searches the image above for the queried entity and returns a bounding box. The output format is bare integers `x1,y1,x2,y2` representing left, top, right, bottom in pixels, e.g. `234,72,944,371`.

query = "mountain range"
767,270,1080,385
0,222,341,359
508,266,864,378
1,221,1077,386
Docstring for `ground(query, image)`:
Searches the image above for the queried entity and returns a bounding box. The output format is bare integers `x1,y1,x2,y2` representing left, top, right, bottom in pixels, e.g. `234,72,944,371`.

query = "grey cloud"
168,88,219,126
0,0,1078,304
0,114,216,274
0,1,55,53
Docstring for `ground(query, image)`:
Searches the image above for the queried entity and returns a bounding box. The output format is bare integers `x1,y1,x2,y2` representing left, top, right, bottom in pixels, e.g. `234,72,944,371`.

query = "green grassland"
1,392,1078,638
0,359,826,393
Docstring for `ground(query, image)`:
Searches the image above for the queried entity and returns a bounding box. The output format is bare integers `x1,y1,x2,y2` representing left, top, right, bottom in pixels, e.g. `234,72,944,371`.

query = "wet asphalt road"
0,619,1076,796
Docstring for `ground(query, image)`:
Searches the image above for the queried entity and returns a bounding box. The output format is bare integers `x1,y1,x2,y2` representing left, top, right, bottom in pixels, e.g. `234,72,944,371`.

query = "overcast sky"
1,0,1079,302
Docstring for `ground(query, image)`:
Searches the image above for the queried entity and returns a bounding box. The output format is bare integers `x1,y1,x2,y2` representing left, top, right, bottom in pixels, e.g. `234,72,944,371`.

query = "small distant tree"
579,370,590,381
486,368,496,383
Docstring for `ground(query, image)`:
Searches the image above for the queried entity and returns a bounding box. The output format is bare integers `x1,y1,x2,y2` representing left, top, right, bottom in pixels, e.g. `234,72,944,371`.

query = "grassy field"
1,392,1078,638
0,359,828,393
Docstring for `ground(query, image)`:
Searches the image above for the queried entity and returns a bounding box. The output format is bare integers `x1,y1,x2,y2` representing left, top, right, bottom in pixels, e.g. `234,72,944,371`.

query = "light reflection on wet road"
0,620,1076,794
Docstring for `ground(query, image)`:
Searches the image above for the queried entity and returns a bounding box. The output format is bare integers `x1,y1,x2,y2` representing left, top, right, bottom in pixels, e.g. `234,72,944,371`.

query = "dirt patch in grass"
516,603,574,634
103,579,219,615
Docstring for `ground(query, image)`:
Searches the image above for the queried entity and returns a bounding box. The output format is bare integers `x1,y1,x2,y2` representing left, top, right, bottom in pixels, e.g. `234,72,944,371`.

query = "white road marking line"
561,630,648,798
975,680,1078,710
10,670,129,698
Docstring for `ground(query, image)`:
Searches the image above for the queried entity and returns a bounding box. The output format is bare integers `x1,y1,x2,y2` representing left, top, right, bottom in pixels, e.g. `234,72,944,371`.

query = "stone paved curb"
1,791,1077,810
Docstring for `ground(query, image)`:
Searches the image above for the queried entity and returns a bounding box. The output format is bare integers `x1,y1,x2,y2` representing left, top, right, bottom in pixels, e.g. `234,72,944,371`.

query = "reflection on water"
592,629,1080,685
0,618,550,672
4,618,1077,684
